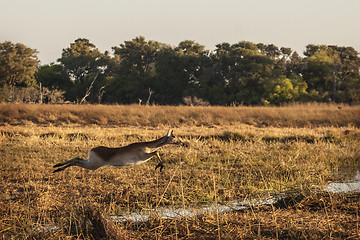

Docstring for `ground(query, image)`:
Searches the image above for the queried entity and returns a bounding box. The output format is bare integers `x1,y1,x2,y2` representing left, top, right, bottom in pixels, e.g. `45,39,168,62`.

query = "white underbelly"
107,154,152,167
125,159,151,166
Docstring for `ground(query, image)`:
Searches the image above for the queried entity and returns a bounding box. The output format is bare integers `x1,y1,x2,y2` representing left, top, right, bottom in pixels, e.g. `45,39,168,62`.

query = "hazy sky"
1,0,359,64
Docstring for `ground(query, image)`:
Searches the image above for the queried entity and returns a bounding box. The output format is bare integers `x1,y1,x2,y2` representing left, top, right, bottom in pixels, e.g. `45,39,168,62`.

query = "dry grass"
0,104,359,239
1,103,359,127
111,193,360,239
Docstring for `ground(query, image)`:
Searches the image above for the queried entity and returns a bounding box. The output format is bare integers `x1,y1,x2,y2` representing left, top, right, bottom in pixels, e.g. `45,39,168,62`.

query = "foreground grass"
0,104,359,239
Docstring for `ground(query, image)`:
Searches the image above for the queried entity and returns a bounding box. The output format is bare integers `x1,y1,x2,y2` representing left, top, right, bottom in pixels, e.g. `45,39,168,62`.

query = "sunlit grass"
0,104,359,238
1,103,359,127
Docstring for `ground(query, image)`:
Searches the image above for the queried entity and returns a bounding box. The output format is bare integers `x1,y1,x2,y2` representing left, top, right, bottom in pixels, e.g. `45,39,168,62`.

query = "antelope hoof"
155,163,164,172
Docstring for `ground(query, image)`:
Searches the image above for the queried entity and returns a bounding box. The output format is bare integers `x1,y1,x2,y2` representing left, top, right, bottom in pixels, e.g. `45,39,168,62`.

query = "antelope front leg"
154,152,164,172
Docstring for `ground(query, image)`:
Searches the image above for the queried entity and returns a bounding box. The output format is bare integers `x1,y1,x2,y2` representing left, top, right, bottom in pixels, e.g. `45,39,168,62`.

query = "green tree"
258,43,281,58
303,45,336,101
265,75,308,105
0,41,39,87
154,40,210,104
258,44,303,79
36,63,71,90
153,46,184,104
58,38,108,102
331,46,360,103
36,63,73,101
303,44,360,102
174,40,210,95
192,43,232,105
287,51,303,76
111,36,164,103
210,41,274,105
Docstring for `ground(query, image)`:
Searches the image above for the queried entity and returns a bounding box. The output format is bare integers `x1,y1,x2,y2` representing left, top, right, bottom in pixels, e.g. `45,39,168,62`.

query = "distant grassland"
1,103,359,127
0,103,359,239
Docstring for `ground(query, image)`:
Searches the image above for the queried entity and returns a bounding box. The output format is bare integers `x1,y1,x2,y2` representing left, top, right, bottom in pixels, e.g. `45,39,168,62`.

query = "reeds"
1,103,359,127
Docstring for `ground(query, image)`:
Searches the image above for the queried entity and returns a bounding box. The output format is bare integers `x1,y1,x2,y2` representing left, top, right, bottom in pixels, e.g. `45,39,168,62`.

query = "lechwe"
53,130,181,173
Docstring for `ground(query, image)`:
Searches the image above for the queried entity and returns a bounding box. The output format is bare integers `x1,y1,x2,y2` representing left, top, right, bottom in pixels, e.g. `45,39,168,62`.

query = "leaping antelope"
53,130,179,173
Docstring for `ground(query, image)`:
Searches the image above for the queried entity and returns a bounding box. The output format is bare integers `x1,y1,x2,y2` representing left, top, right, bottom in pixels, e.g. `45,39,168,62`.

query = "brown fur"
91,146,131,162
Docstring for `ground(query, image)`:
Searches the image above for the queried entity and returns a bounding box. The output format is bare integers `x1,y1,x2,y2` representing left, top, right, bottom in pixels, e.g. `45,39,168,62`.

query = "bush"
0,85,65,103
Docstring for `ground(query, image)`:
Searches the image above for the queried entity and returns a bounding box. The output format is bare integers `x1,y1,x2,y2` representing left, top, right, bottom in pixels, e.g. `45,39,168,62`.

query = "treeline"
1,37,359,105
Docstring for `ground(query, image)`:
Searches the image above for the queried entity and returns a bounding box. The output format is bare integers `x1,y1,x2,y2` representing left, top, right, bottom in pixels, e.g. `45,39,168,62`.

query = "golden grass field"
0,103,359,239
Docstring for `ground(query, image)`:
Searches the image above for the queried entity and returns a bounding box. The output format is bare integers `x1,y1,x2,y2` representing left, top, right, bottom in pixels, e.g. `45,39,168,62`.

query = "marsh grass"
1,103,359,127
0,104,359,239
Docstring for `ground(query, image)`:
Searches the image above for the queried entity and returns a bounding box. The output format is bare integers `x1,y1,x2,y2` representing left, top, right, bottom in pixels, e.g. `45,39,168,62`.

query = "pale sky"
1,0,359,64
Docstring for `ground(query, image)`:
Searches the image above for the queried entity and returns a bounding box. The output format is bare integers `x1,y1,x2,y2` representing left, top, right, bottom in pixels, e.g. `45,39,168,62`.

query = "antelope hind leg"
53,157,84,173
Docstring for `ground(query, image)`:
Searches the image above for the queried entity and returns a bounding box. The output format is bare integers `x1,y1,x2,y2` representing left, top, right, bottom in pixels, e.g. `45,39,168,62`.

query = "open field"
1,103,360,128
0,104,359,239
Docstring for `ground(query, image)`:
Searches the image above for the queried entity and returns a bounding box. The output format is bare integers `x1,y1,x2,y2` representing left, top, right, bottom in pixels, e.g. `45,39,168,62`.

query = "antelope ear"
167,129,173,137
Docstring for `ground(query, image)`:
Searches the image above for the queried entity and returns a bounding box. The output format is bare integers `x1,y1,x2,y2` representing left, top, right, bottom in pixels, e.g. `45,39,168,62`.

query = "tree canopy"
1,38,359,105
0,41,39,87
